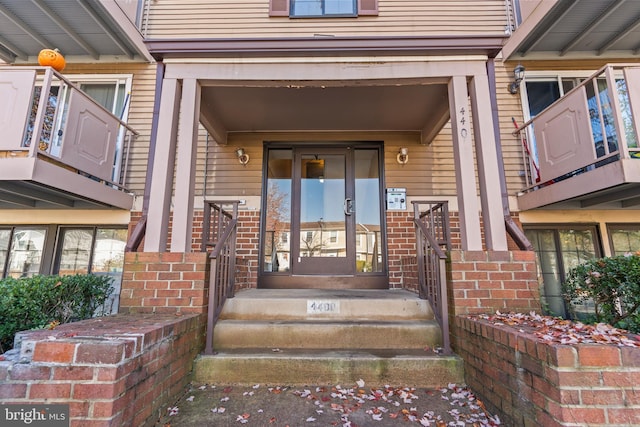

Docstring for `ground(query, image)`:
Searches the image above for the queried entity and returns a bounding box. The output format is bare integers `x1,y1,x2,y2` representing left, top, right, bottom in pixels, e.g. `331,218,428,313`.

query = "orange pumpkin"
38,48,66,72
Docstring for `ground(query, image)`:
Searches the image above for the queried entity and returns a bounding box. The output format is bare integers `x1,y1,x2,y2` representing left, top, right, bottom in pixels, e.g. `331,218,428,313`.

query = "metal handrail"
125,215,147,252
412,201,451,354
204,201,239,355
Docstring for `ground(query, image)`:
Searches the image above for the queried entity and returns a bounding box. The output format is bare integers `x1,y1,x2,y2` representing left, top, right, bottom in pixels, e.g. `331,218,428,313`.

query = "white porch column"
144,78,181,252
448,75,483,250
469,74,508,250
170,78,201,252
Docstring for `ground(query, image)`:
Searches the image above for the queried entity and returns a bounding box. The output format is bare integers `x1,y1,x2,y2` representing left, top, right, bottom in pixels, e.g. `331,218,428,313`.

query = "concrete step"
220,289,434,321
193,349,463,388
213,319,442,350
201,288,459,388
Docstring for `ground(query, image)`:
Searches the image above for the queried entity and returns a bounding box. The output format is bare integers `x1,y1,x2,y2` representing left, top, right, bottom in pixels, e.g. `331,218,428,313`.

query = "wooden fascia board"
145,36,506,60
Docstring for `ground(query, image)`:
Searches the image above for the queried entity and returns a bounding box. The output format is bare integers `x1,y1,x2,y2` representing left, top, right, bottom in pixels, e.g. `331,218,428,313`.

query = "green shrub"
0,274,113,352
563,252,640,333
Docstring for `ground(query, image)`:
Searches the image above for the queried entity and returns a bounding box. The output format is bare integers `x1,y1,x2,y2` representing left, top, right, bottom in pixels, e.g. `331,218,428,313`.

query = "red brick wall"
449,250,541,315
386,211,416,288
127,211,534,306
455,317,640,426
128,210,261,291
120,252,209,314
235,211,260,290
0,314,203,427
400,256,419,293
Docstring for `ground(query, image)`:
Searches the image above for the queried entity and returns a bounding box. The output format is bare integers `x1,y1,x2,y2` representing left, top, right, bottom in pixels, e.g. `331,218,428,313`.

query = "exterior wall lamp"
396,147,409,164
508,64,526,94
236,148,250,165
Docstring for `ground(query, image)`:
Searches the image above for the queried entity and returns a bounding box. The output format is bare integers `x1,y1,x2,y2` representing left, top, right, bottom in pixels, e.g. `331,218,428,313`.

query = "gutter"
486,58,533,251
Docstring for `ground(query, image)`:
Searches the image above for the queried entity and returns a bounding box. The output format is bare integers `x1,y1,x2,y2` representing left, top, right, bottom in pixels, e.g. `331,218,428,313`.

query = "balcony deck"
0,67,136,210
516,64,640,210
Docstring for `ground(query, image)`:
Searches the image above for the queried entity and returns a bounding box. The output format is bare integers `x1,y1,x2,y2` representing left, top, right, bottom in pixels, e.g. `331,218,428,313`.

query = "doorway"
260,143,387,288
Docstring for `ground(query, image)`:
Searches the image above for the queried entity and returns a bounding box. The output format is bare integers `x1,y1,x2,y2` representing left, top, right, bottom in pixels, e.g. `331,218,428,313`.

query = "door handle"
344,198,354,215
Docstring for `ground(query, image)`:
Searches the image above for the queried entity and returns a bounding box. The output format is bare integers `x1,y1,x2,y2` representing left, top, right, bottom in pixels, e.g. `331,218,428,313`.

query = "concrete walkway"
158,381,501,426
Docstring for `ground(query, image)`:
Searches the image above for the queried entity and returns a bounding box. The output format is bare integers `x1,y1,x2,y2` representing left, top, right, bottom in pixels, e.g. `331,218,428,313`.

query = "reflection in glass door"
260,144,386,288
354,149,383,273
294,149,349,274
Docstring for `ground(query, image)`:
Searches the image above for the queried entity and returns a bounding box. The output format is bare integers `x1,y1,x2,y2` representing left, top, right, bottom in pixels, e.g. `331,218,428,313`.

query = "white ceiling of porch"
200,83,450,133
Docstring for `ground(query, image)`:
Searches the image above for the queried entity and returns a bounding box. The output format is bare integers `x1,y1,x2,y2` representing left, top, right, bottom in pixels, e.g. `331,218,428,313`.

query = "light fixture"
235,148,249,165
508,64,526,94
396,147,409,164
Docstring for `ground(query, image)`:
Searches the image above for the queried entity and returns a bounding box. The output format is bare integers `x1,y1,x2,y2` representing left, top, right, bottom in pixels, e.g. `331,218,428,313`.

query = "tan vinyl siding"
61,63,157,197
494,62,528,197
201,131,459,199
145,0,510,39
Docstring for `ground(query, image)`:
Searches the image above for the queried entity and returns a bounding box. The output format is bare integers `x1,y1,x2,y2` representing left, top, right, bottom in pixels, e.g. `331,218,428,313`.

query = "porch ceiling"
0,0,151,64
200,83,450,134
0,181,129,209
504,0,640,60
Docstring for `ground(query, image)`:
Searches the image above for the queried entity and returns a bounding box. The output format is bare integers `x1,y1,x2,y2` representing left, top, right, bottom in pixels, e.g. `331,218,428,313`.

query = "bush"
563,252,640,333
0,274,113,353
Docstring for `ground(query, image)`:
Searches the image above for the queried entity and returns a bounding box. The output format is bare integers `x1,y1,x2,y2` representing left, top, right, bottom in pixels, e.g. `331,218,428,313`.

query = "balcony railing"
515,64,640,198
0,67,137,190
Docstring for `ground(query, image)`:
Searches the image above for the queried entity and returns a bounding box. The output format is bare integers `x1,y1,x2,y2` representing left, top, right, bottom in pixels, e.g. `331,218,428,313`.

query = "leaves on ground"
162,381,501,426
471,311,640,347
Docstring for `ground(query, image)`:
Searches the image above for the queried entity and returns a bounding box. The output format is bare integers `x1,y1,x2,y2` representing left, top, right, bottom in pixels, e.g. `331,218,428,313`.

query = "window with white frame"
291,0,356,17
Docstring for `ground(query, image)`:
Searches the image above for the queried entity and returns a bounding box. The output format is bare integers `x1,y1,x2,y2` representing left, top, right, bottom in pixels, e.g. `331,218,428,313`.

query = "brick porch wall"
119,252,209,314
126,210,536,301
0,314,203,427
455,316,640,426
449,250,541,316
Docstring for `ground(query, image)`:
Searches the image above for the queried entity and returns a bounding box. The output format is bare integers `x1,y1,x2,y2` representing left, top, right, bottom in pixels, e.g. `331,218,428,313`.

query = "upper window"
292,0,356,17
269,0,378,17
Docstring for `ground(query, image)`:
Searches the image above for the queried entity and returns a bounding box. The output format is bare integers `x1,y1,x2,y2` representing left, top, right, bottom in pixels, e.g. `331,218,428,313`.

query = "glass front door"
260,144,386,288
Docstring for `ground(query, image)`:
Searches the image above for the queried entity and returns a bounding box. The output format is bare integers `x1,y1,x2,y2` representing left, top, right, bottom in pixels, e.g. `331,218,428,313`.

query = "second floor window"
291,0,356,17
